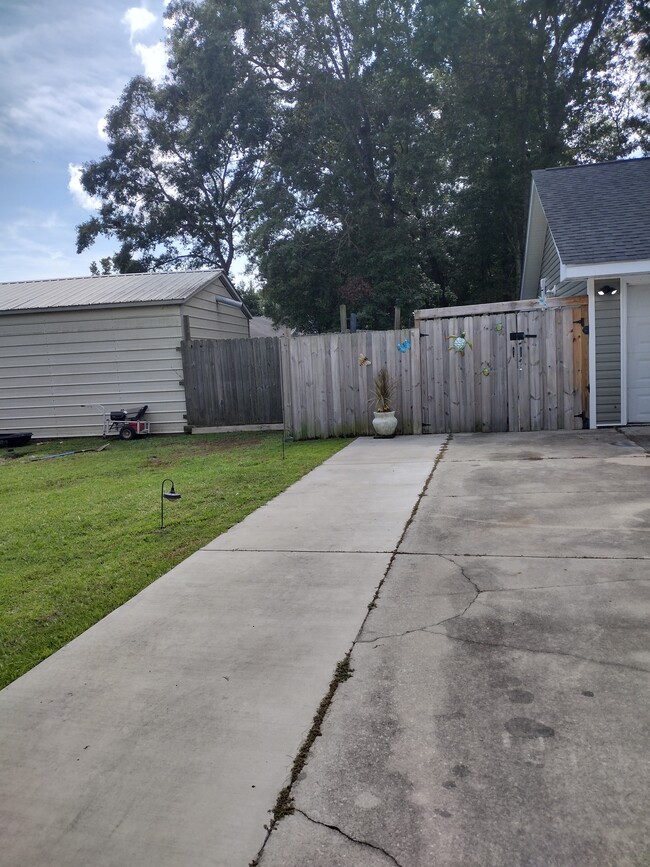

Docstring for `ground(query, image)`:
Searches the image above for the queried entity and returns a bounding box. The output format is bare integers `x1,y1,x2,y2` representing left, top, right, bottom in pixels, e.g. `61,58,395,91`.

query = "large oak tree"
77,0,649,329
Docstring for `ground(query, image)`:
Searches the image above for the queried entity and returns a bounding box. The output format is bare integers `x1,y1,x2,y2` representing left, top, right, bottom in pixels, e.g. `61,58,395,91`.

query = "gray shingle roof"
0,270,231,313
533,158,650,266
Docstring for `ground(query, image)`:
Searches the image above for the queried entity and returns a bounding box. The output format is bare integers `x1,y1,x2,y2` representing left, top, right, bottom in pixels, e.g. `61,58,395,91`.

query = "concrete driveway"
259,430,650,867
0,436,444,867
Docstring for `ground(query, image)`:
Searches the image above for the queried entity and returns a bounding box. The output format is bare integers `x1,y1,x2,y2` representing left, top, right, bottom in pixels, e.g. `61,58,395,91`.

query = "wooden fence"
181,336,282,426
180,296,589,436
416,296,589,432
280,329,422,438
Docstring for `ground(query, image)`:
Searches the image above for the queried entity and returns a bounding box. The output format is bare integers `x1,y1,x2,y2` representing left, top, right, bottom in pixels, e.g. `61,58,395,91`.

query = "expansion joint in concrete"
399,552,650,561
295,809,404,867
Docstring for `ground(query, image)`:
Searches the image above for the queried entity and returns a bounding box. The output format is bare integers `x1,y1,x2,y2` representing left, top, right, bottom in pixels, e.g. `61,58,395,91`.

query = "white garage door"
627,285,650,423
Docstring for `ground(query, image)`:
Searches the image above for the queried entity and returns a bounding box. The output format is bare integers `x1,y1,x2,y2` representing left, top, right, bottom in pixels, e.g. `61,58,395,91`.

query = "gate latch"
509,332,537,340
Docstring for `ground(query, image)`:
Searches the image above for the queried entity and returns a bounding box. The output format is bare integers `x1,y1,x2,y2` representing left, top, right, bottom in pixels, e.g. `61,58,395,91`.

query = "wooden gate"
416,297,589,433
181,336,282,426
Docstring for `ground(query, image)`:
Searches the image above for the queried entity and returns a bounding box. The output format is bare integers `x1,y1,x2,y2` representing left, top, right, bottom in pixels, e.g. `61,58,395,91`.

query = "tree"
76,0,272,273
237,0,453,330
78,0,648,325
417,0,648,303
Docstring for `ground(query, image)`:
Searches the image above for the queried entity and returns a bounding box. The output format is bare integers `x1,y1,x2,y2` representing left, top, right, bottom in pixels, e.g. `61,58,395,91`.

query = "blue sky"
0,1,171,282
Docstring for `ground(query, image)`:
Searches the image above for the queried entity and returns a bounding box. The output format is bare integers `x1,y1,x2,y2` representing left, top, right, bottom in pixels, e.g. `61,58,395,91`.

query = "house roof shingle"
0,270,237,313
533,157,650,266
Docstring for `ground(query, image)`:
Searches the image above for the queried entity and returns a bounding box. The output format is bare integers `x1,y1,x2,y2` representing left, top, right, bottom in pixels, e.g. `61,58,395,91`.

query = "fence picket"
181,297,588,438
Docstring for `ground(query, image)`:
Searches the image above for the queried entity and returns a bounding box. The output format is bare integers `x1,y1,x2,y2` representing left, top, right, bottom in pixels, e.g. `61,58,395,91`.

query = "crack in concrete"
250,435,453,866
430,555,481,625
437,554,481,594
424,629,650,674
358,554,485,643
357,613,474,644
295,809,404,867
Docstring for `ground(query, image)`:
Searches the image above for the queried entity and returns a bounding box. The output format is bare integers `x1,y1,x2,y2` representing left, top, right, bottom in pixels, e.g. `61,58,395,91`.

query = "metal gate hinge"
574,318,589,335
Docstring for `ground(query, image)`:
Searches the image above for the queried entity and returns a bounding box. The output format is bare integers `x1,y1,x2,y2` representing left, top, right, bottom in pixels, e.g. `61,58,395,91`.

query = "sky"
0,0,173,283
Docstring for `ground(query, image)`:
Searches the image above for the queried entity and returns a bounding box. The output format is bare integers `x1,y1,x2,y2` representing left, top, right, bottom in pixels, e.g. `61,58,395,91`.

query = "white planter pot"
372,411,398,438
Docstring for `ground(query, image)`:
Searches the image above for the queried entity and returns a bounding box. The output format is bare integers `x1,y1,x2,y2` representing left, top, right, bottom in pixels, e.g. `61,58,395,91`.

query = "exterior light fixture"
597,285,618,296
161,478,181,529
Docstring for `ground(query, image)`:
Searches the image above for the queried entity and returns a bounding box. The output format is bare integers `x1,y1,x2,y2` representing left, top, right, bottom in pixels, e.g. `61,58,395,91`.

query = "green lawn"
0,432,348,690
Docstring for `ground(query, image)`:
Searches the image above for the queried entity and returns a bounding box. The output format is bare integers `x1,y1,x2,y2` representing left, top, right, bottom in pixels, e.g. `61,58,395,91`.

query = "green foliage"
419,0,649,303
0,433,346,689
77,0,273,273
76,0,648,321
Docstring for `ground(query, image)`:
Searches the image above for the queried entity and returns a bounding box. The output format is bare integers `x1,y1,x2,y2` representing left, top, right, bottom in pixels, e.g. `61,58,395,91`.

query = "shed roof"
0,270,249,315
532,157,650,266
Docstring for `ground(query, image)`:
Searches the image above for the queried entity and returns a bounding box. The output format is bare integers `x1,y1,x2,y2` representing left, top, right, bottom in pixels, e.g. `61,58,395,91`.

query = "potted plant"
371,367,398,437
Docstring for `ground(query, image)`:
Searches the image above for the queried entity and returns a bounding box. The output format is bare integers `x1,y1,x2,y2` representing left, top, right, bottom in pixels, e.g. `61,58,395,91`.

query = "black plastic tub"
0,432,33,448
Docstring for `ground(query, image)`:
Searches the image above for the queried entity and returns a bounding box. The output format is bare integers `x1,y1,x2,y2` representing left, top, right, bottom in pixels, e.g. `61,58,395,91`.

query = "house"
521,157,650,427
0,270,251,438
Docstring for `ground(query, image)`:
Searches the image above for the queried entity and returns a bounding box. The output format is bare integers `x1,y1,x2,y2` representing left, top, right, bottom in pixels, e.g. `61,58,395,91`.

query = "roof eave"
563,259,650,279
216,271,252,319
520,183,552,299
0,298,187,316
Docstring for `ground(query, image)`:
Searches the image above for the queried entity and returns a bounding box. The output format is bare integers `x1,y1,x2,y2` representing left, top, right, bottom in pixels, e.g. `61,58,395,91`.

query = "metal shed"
0,270,251,438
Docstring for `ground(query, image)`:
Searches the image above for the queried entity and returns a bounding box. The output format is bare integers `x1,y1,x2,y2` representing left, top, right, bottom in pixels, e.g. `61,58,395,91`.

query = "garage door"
627,285,650,423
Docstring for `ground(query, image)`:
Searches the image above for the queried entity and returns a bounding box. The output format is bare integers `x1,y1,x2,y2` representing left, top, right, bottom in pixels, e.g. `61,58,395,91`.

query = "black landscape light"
161,478,181,529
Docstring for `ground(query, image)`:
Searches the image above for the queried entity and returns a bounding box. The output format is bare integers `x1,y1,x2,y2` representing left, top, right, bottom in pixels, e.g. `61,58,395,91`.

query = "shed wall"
180,281,249,339
594,292,621,424
0,306,186,438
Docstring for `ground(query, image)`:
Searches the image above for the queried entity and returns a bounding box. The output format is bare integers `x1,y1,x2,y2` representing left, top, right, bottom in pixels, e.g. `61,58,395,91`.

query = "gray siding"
0,306,186,437
555,279,588,297
181,280,249,339
539,226,588,297
594,293,621,424
540,225,561,288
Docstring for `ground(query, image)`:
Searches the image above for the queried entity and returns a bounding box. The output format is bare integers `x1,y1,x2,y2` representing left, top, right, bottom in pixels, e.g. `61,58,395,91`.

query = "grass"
0,432,348,690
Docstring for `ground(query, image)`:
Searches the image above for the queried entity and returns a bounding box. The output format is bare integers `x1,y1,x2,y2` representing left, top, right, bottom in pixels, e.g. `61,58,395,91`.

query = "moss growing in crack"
334,657,354,682
266,651,354,831
271,786,295,823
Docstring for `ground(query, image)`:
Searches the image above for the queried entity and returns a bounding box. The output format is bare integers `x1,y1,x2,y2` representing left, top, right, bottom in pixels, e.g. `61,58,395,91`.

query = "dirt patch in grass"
142,456,172,468
184,435,265,453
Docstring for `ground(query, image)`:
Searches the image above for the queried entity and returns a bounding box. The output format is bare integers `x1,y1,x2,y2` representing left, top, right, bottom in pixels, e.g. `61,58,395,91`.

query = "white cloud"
122,7,157,40
97,116,109,142
0,207,117,281
68,164,102,211
134,41,168,82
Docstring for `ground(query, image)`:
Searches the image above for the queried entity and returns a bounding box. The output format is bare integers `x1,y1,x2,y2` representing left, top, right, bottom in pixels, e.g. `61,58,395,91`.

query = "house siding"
554,280,588,297
594,293,621,424
0,306,186,438
180,279,249,339
540,225,561,288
